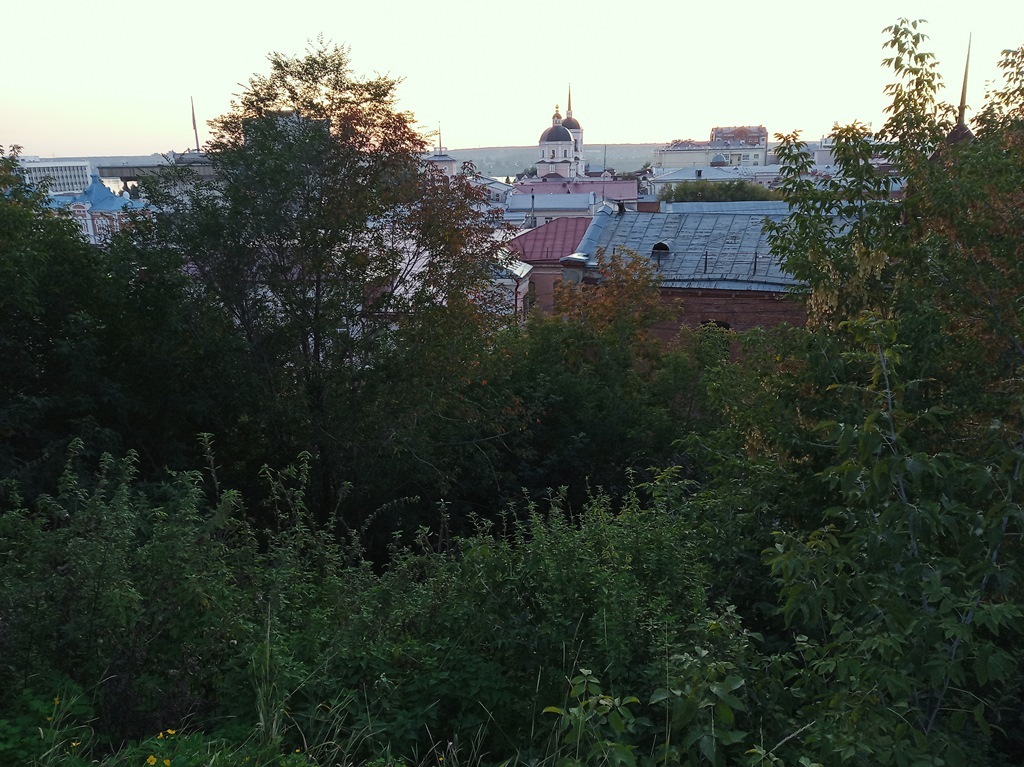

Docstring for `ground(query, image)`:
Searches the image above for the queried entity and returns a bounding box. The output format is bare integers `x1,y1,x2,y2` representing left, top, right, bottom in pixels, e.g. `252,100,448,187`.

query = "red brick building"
505,217,591,313
560,201,806,335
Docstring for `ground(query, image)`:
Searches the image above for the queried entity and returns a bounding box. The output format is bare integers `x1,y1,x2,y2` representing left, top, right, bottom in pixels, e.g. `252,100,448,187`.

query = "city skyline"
3,0,1021,159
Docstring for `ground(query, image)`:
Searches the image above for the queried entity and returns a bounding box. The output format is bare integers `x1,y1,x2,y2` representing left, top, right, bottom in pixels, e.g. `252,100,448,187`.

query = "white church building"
537,89,584,179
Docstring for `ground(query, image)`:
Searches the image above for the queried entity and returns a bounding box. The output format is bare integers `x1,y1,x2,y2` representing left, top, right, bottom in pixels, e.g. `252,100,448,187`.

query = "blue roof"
47,174,146,213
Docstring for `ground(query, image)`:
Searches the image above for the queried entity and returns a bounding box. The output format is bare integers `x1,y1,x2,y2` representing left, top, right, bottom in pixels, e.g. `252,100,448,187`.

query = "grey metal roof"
540,125,573,143
665,201,790,215
566,203,800,292
507,192,595,212
650,166,741,184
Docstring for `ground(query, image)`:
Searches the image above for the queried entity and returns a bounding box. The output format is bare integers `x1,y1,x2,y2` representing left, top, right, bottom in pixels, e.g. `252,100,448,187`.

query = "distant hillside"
448,144,661,179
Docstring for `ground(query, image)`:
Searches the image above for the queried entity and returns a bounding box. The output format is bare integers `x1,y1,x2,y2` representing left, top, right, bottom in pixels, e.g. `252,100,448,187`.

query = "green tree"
710,20,1024,764
480,251,703,509
1,145,252,498
0,145,105,486
658,179,781,203
142,40,508,533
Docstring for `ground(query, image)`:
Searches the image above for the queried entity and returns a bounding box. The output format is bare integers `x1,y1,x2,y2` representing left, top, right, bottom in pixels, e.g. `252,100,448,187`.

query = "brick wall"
653,287,806,339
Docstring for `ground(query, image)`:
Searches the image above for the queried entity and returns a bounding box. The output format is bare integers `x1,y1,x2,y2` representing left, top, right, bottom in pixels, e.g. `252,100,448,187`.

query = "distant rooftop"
566,202,799,293
506,217,591,264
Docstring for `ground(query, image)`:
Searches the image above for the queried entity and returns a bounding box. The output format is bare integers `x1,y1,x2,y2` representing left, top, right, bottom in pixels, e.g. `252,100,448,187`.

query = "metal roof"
506,216,591,264
664,201,791,215
540,125,573,143
515,178,638,199
566,203,800,293
47,175,146,213
507,192,595,212
650,166,741,183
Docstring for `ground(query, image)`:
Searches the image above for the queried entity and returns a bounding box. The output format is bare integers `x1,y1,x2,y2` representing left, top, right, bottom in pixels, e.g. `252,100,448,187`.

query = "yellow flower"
157,732,164,739
71,741,80,747
166,729,176,735
147,757,157,766
163,760,171,766
53,697,61,706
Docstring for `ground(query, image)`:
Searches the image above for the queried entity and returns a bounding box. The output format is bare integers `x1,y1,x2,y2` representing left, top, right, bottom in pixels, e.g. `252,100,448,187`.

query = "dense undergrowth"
0,444,776,766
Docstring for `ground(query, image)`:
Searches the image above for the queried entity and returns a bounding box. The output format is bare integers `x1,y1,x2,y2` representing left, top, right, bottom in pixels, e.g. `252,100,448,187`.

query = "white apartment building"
653,125,768,173
17,157,92,193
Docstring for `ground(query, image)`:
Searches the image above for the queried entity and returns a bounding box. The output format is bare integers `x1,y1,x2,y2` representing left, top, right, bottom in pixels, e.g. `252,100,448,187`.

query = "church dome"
540,125,573,143
561,115,581,130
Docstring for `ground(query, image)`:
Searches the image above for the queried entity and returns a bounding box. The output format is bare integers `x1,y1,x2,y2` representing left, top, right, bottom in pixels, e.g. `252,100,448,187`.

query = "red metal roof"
506,217,591,265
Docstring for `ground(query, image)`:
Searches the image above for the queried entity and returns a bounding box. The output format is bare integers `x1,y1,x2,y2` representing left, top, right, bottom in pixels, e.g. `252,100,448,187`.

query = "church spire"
567,84,573,117
958,34,971,126
931,35,975,158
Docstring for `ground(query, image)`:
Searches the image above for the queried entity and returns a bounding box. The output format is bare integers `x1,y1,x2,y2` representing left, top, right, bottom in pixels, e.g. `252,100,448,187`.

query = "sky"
3,0,1022,159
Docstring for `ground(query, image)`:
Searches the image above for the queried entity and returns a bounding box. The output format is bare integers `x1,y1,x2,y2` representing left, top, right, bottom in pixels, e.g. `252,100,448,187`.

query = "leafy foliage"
0,445,725,763
0,148,241,496
137,40,510,537
658,180,782,203
715,20,1024,766
477,250,700,509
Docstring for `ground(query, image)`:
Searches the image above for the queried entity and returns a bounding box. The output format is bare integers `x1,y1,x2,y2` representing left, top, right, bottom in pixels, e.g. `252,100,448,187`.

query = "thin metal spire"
191,97,200,153
959,34,972,126
567,84,572,116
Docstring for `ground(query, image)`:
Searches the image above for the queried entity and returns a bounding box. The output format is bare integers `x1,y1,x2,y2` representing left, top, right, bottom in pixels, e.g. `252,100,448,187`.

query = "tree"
141,40,508,533
658,179,781,203
0,146,106,488
480,251,703,509
708,20,1024,764
0,146,250,496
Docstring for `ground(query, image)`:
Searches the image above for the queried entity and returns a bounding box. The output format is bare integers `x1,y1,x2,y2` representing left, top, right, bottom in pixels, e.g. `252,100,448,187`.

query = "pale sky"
3,1,1021,158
